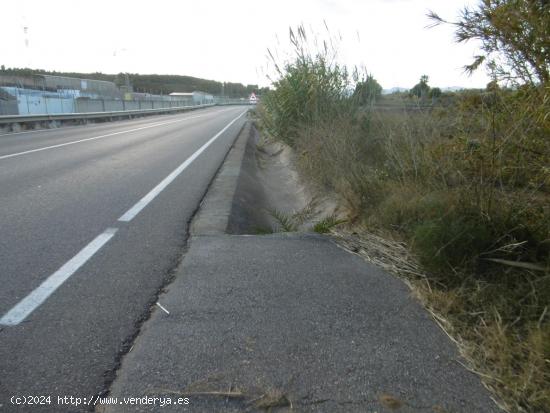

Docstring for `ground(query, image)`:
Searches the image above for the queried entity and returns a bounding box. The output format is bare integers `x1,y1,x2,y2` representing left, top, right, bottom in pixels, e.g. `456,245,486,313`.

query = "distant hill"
441,86,466,92
383,86,473,95
382,87,408,95
0,66,268,98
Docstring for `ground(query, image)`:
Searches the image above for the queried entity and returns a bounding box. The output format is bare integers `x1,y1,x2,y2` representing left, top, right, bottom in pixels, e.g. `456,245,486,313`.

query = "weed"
268,208,299,232
312,215,346,234
267,201,319,233
249,389,291,411
253,226,275,235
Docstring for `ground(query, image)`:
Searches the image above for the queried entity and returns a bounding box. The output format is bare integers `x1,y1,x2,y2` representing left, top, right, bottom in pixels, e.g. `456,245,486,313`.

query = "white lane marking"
0,228,118,326
0,108,234,161
118,110,247,222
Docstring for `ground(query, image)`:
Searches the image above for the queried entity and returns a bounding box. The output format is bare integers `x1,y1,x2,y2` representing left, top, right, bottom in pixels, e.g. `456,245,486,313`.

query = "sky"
0,0,490,90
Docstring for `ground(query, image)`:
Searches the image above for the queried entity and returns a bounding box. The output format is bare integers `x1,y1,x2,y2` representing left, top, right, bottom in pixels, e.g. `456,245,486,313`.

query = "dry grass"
149,378,294,412
331,228,423,279
249,390,292,411
378,393,404,410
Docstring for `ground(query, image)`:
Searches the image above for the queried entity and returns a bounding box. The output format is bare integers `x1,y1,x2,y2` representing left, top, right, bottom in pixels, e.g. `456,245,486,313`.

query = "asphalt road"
0,106,248,411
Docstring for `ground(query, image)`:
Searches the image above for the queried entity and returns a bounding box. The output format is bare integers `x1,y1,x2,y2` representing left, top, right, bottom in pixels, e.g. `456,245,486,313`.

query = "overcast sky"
1,0,490,89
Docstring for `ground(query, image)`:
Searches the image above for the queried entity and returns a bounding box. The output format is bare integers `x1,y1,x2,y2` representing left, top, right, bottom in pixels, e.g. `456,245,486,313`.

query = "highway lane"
0,106,248,411
0,108,217,158
0,106,242,315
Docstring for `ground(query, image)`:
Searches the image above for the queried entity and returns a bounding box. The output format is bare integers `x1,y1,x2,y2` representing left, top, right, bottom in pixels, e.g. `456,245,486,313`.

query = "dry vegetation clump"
259,2,549,410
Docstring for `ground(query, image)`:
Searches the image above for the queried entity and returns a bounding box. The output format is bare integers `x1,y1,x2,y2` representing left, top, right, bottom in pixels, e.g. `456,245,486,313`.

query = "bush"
412,209,494,274
260,18,550,411
260,29,354,146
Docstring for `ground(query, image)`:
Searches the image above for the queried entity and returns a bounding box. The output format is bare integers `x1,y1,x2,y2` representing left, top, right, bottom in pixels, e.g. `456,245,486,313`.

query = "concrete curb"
190,121,252,235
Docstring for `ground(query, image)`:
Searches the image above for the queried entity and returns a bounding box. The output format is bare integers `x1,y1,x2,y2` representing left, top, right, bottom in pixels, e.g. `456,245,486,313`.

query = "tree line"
0,66,269,98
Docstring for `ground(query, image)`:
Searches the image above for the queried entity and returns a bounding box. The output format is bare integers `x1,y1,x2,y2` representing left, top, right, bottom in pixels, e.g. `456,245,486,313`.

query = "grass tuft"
312,215,346,234
268,208,299,232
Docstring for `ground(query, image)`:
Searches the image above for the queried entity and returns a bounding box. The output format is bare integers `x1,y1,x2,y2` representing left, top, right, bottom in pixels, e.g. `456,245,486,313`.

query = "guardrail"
215,99,258,106
0,103,216,128
217,102,257,106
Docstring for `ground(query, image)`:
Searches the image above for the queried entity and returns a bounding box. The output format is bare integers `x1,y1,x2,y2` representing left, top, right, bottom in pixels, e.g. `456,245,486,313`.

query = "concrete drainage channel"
192,120,337,236
190,121,260,235
191,121,279,235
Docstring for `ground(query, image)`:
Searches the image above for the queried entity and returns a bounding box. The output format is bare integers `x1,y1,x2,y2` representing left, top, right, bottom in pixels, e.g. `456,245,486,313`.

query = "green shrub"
411,212,494,274
312,215,346,234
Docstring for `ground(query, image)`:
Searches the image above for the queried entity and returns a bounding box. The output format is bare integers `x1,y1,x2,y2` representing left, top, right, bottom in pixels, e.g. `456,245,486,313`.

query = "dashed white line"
118,110,247,222
0,228,118,326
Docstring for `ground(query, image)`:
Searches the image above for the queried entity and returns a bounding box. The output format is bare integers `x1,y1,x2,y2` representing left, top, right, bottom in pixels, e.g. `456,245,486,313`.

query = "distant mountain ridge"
382,85,469,95
382,87,408,94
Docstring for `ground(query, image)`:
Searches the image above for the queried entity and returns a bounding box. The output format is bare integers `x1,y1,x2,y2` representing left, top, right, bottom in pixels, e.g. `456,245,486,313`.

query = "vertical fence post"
24,90,30,115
